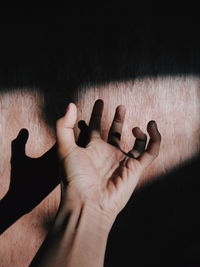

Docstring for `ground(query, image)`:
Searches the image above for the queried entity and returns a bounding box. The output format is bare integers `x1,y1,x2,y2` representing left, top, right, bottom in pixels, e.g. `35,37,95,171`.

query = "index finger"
88,99,104,139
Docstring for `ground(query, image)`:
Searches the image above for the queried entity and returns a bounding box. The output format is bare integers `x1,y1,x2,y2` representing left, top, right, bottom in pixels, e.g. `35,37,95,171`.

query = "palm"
85,140,123,178
57,99,161,215
67,138,123,181
61,141,116,186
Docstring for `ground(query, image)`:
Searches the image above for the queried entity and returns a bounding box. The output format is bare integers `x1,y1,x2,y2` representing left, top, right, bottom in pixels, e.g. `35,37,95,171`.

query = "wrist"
81,201,115,233
30,193,114,267
60,183,117,232
59,197,115,234
62,201,112,267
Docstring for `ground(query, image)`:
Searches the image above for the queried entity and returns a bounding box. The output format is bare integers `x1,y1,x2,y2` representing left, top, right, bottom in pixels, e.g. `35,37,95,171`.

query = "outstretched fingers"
56,103,78,159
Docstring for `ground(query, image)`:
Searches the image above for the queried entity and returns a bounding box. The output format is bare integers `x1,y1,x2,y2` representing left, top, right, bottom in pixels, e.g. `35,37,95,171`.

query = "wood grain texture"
0,76,200,266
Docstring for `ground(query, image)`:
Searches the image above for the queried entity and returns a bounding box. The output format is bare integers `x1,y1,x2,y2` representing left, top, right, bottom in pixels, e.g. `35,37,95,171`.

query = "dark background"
0,5,200,126
0,6,200,266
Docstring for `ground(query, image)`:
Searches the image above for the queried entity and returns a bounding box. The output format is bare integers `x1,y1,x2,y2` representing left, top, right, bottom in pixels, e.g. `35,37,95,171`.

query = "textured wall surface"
0,76,199,266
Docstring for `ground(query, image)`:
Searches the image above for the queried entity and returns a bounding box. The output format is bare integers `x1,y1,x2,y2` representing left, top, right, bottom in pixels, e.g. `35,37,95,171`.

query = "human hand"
56,99,161,222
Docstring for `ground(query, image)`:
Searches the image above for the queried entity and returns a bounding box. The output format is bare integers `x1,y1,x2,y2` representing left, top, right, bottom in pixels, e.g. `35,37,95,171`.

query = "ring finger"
127,127,147,158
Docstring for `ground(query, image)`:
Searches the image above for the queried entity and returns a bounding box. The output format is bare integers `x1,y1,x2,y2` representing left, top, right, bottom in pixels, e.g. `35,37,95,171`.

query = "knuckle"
114,118,122,123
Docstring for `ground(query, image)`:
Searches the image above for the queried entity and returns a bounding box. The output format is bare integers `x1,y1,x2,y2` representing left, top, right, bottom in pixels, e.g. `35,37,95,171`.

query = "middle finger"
107,105,126,148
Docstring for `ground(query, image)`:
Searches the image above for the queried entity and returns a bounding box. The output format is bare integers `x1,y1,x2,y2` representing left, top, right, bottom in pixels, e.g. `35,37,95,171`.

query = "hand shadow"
0,129,60,234
0,117,91,234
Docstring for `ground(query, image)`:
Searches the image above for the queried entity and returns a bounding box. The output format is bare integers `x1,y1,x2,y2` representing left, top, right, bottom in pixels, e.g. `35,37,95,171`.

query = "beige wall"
0,76,200,266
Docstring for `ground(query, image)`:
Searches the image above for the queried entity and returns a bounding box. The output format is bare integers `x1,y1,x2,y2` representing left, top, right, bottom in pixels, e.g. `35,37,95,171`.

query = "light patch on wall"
74,75,200,184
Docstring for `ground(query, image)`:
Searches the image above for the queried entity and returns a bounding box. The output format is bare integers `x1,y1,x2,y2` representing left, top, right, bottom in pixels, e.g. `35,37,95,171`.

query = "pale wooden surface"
0,76,200,266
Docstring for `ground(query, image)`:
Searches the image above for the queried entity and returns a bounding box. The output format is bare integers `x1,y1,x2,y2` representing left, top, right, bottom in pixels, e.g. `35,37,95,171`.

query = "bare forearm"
29,200,113,267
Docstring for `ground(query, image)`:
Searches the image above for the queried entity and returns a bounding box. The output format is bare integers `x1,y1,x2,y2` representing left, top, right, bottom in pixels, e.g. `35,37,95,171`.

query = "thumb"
56,103,78,158
11,128,29,158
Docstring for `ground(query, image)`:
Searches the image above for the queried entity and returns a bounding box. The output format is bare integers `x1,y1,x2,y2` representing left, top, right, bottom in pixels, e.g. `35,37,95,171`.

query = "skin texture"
30,99,161,266
0,76,200,266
